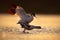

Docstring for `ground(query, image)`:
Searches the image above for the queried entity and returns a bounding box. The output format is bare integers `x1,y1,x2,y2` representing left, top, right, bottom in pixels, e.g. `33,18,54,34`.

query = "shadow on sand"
0,26,60,34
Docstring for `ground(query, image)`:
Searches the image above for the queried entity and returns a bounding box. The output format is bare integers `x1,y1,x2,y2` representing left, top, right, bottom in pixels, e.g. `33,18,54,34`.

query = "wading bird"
8,4,41,33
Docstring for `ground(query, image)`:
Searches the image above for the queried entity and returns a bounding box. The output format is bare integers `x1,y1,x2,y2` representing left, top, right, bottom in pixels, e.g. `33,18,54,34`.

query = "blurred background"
0,0,60,14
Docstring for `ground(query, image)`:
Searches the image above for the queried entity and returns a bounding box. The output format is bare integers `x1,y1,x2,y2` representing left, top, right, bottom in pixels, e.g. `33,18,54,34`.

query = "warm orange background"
0,14,60,40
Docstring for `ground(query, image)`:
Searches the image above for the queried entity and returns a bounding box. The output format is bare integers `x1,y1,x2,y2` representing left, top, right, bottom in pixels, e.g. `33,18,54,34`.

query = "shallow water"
0,14,60,40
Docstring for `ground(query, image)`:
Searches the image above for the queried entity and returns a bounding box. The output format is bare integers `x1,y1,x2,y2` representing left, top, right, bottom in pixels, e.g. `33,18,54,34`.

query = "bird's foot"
23,31,29,34
26,32,29,33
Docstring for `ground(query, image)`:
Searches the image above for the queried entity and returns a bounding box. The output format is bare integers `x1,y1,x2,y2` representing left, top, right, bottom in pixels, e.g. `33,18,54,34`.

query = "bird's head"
31,12,36,17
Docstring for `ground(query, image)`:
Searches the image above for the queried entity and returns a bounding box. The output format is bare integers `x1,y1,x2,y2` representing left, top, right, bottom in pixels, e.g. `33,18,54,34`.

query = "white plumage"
16,6,34,24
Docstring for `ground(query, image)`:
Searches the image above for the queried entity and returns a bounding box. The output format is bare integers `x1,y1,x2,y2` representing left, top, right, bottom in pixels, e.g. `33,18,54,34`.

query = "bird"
8,4,41,33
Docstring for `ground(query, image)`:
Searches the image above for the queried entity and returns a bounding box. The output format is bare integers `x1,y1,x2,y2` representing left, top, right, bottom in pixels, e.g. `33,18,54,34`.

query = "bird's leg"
23,28,29,33
23,28,26,33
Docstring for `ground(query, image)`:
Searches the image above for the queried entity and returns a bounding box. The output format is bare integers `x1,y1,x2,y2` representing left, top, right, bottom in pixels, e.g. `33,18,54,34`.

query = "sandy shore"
0,14,60,40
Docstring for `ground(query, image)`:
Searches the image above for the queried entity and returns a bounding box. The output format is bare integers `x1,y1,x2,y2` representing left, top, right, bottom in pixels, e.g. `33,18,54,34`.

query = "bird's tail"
29,25,41,30
25,25,41,30
33,26,41,29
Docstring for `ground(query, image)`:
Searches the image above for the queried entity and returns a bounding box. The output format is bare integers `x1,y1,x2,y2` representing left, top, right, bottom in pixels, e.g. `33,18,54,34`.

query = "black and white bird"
8,4,41,33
